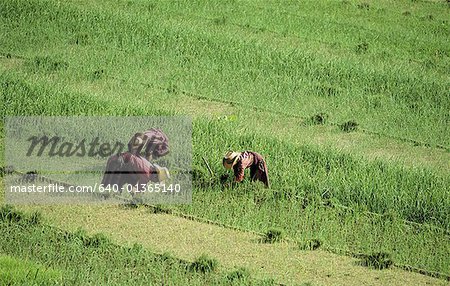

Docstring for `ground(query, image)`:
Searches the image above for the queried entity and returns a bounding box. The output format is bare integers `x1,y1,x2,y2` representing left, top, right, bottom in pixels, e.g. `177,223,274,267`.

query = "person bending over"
222,151,270,188
101,128,170,195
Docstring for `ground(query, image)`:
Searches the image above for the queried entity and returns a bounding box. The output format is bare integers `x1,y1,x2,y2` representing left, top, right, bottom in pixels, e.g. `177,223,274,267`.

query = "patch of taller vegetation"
360,252,394,270
0,205,42,226
298,238,322,251
189,254,219,273
0,166,15,176
26,56,68,73
340,120,359,132
308,113,329,125
262,228,284,243
227,267,251,283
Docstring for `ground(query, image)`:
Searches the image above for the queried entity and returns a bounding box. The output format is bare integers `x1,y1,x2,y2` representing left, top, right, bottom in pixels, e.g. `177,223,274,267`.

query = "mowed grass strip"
22,204,448,286
0,205,276,286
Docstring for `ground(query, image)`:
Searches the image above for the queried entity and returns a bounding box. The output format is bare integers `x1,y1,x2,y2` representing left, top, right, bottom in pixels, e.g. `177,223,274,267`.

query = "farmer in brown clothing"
101,128,170,194
222,151,270,188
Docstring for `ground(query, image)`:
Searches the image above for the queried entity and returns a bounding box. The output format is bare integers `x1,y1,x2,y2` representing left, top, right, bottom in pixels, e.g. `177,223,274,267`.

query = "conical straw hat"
223,151,240,169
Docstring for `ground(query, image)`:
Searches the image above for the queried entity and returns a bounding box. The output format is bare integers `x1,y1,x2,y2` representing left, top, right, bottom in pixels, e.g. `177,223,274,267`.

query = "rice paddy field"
0,0,449,285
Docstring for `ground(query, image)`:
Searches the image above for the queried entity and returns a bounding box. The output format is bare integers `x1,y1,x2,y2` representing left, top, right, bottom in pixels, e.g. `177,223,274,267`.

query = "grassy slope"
2,57,449,171
1,0,449,283
1,0,448,146
0,254,62,285
0,206,274,286
1,70,449,275
21,204,448,286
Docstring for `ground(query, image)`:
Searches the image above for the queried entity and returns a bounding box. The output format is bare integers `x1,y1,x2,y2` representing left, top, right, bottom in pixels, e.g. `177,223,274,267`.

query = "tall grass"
2,74,448,229
0,254,62,285
1,73,449,274
184,120,450,273
1,0,449,276
0,0,449,146
192,119,449,228
0,74,170,117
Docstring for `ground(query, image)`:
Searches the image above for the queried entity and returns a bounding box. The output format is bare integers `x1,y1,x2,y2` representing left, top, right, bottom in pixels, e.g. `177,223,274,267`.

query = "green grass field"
1,0,449,284
0,206,275,285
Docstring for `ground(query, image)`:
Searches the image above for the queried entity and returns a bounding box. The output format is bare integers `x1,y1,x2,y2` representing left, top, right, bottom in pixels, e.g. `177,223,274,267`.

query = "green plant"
226,267,250,282
340,120,359,132
309,113,329,125
299,238,322,250
360,252,394,270
263,228,284,243
190,254,219,273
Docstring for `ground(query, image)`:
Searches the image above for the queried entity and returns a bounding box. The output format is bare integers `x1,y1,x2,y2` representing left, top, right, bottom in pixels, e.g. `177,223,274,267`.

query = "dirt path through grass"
26,205,446,286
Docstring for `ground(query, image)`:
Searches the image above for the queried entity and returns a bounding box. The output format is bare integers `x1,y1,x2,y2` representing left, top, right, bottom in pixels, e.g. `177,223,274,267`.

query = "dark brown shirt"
233,151,266,182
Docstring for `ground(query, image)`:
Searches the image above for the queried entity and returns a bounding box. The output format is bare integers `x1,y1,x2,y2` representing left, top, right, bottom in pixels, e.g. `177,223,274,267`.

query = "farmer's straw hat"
223,151,240,169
